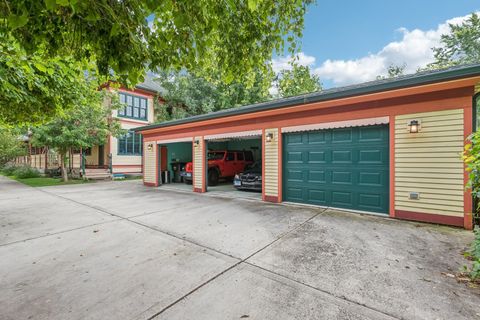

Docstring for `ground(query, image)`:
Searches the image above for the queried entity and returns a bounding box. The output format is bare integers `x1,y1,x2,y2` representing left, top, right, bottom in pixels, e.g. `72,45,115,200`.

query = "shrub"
1,163,17,175
12,165,40,179
471,228,480,280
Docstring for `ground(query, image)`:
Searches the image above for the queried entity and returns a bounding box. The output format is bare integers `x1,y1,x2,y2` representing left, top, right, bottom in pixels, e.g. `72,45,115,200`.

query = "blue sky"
272,0,480,88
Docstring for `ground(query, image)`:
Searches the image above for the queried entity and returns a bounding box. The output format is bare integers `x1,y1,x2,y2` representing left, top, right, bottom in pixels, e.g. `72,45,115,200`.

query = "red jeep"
181,150,254,186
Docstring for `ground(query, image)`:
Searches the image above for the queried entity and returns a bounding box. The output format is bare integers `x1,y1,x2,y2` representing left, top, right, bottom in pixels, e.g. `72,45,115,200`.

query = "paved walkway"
0,176,479,320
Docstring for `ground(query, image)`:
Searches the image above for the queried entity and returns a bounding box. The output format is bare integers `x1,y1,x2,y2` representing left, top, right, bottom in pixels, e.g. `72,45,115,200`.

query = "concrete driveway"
0,176,479,320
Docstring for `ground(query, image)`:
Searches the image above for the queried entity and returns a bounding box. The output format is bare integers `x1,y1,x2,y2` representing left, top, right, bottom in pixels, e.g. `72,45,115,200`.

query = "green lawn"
5,175,91,187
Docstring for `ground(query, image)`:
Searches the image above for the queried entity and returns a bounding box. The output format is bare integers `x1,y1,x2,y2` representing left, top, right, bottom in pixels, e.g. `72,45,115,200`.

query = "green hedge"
1,164,40,179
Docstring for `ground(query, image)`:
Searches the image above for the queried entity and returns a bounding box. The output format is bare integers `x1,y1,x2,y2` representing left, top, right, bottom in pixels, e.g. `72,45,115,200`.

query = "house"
134,64,480,230
19,76,164,179
82,76,163,178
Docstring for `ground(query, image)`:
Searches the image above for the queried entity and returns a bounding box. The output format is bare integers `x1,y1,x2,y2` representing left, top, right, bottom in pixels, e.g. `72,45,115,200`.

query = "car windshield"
208,152,224,160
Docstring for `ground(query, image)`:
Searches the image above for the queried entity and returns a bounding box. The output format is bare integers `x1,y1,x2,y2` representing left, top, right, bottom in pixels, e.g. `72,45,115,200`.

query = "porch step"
83,168,111,180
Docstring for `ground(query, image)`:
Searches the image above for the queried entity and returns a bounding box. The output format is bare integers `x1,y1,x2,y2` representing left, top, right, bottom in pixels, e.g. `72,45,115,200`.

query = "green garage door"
283,125,389,214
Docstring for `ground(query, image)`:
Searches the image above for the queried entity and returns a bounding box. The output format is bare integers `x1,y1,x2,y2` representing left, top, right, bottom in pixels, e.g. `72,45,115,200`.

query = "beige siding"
264,128,279,197
475,82,480,93
110,121,143,169
143,142,157,184
71,153,81,169
193,137,204,189
147,97,155,123
394,109,464,217
85,145,99,166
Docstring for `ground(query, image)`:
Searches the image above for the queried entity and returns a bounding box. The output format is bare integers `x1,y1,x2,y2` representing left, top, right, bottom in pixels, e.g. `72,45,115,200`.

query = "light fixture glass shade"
265,133,274,142
408,120,420,133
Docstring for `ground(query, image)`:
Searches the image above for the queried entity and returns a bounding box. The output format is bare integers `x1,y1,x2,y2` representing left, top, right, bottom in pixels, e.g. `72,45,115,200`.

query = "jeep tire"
208,169,219,186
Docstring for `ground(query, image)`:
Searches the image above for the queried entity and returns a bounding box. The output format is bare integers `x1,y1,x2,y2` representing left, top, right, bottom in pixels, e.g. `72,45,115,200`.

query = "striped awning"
281,116,389,133
204,130,262,140
156,137,193,144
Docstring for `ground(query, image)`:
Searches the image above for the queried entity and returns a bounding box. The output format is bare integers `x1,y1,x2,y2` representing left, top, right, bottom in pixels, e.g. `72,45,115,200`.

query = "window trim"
117,131,143,156
118,92,148,121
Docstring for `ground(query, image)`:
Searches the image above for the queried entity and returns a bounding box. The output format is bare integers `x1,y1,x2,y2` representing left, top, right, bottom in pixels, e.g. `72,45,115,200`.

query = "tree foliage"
0,128,26,166
1,0,313,86
0,35,102,126
30,91,124,181
154,68,274,121
276,63,321,97
427,13,480,69
376,64,406,80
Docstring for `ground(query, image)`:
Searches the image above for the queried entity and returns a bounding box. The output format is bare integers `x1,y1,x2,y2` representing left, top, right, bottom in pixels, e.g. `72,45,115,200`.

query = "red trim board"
395,210,464,227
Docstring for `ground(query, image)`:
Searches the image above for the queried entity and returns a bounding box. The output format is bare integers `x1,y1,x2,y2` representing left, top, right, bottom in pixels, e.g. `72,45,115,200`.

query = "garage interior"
205,135,262,200
157,141,193,191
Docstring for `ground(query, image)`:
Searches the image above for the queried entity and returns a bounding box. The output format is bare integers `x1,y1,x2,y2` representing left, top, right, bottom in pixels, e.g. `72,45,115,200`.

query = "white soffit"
205,130,262,140
157,137,193,144
281,117,390,133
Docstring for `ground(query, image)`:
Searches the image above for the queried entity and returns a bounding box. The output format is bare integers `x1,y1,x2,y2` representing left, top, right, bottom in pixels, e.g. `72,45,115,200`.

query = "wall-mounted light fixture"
194,139,200,147
407,119,421,133
265,132,274,143
147,143,153,151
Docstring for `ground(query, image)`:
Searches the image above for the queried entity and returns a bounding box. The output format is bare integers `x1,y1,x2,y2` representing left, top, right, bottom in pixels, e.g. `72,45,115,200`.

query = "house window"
118,92,148,120
118,131,143,155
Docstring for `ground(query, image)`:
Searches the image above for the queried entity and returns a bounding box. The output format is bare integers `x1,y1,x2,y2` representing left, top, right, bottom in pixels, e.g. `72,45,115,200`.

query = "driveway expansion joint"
146,207,328,319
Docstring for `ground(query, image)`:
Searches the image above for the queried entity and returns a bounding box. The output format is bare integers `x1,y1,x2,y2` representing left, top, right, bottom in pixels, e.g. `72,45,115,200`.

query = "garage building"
135,64,480,229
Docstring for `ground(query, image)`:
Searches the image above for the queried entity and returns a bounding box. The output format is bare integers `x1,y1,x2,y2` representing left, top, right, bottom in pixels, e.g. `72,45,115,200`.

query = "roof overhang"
134,64,480,134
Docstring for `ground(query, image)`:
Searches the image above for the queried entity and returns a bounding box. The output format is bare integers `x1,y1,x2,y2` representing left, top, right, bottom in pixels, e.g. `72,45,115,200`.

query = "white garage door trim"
204,130,262,140
281,116,389,133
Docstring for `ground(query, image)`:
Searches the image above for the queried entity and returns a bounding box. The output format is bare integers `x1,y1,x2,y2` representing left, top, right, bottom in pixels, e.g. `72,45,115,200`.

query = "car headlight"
234,174,240,180
257,176,262,181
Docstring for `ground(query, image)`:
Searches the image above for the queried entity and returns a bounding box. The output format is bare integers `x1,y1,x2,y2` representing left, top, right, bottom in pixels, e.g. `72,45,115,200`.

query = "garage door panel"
307,131,327,144
307,170,326,183
285,169,303,182
359,171,383,186
331,171,353,185
283,125,389,214
332,128,353,142
285,133,303,145
286,187,303,201
332,150,353,163
308,151,326,163
307,189,327,204
359,126,386,141
286,151,303,163
359,149,383,163
331,191,354,207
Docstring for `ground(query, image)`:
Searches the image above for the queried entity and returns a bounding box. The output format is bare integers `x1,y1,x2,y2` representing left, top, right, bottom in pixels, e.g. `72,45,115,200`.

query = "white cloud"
313,12,478,87
271,52,316,73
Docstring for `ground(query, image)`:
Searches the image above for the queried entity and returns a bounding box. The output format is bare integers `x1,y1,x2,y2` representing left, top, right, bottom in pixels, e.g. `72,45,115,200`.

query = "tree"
276,63,321,97
0,128,25,167
0,35,103,126
427,13,480,69
1,1,313,86
31,91,124,181
376,64,406,80
155,67,274,120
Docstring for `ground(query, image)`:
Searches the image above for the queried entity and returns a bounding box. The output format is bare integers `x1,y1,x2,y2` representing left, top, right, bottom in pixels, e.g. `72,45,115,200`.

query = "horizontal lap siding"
143,142,156,184
193,137,203,189
265,128,279,197
394,109,464,217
